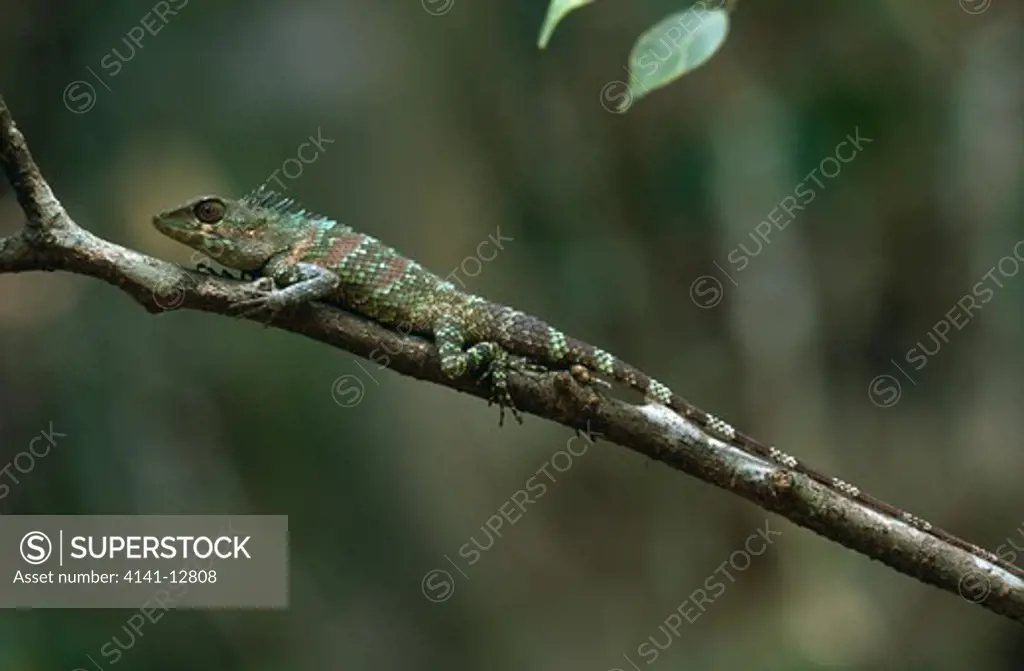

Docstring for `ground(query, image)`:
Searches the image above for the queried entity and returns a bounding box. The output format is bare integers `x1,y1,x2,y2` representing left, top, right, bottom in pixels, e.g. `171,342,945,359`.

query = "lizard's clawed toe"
232,296,282,323
510,357,548,376
478,353,525,426
250,277,277,292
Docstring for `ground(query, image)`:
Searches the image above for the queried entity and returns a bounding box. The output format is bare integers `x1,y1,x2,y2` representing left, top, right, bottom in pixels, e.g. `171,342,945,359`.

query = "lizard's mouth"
151,215,177,236
152,216,206,250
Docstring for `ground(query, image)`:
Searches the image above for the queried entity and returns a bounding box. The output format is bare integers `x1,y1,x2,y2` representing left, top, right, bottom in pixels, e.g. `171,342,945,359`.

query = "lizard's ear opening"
193,198,226,224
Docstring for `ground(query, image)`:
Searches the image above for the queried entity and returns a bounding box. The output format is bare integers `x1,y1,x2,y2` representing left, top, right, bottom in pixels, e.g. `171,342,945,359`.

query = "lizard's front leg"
434,319,524,425
233,256,340,319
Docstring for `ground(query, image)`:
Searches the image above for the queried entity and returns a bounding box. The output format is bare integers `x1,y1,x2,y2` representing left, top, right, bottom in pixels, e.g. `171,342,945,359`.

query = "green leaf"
624,3,730,106
538,0,597,49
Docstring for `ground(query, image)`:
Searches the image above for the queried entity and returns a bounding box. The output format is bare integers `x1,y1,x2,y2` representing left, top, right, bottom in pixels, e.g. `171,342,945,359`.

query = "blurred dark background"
1,0,1023,668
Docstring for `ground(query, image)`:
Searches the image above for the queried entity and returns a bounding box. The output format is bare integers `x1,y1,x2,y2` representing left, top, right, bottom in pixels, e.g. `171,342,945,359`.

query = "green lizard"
153,187,1014,576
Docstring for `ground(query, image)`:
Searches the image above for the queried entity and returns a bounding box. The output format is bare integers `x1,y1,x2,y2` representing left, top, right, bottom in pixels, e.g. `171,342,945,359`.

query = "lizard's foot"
250,277,277,292
480,351,522,426
438,336,529,426
570,364,613,390
462,346,524,426
232,279,285,323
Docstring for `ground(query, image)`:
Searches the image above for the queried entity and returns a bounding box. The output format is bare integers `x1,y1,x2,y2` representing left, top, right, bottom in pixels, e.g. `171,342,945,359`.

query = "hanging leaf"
625,3,730,105
538,0,597,49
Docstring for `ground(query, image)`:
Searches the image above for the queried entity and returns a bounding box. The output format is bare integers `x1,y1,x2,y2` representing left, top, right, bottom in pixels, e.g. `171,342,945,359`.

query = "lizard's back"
299,220,467,333
300,220,563,363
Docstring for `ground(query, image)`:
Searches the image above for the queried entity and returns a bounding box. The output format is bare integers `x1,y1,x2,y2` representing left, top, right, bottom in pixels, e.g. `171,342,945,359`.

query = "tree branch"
3,94,1022,624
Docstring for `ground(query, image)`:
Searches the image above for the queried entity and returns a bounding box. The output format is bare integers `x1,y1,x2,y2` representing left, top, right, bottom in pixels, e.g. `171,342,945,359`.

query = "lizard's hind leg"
435,320,524,425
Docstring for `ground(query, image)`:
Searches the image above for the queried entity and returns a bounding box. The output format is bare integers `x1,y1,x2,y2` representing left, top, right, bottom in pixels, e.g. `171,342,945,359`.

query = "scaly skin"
153,187,1017,576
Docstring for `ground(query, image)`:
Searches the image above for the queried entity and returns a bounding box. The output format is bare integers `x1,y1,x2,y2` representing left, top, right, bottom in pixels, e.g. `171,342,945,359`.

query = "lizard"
153,186,1020,578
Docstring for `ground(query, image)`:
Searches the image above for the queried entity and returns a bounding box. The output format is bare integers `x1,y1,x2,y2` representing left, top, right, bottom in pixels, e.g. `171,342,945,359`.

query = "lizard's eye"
193,198,225,224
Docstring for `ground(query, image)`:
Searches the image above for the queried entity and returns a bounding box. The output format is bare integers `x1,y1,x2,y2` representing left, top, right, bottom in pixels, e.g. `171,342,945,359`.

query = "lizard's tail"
534,325,1023,578
485,304,762,441
485,306,691,413
563,333,786,452
558,331,772,447
557,333,696,414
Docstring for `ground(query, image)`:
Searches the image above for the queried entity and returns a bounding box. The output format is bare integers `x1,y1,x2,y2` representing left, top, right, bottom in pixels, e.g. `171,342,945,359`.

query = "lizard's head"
153,194,308,271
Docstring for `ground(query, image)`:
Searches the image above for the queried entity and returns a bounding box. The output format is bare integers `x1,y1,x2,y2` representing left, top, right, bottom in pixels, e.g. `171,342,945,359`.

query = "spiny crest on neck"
242,184,333,227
